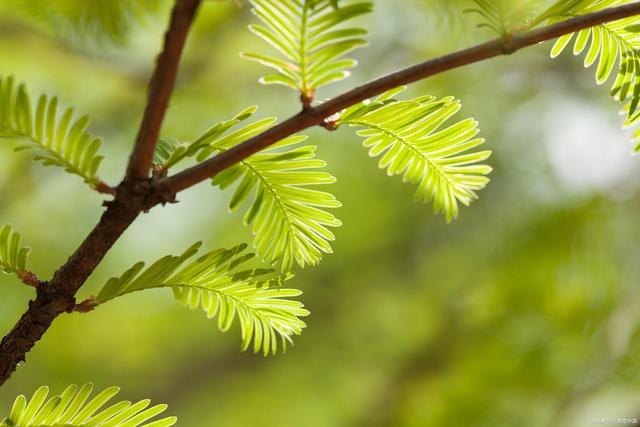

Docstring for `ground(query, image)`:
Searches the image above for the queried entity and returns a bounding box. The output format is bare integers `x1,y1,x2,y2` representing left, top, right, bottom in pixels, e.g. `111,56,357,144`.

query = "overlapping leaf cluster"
0,0,499,365
205,122,342,271
147,0,494,281
0,383,175,427
154,107,342,271
543,0,640,150
96,242,309,355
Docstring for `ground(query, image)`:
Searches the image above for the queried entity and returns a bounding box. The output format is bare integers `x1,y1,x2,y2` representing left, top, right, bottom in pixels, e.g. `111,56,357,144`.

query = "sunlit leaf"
0,76,106,188
0,383,176,427
0,224,31,279
96,242,309,356
339,87,492,222
242,0,372,103
171,106,342,271
544,0,640,150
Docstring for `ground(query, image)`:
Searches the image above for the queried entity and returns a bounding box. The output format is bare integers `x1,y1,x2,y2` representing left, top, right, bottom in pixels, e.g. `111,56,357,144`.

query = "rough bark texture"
2,0,640,387
0,0,202,386
0,180,171,384
0,202,138,384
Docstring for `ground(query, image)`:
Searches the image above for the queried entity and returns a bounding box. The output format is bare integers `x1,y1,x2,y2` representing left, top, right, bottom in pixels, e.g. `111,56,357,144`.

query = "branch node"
17,270,43,289
501,33,517,55
152,164,169,178
320,111,342,131
147,178,178,211
320,119,339,131
300,91,315,111
71,296,98,314
94,181,117,196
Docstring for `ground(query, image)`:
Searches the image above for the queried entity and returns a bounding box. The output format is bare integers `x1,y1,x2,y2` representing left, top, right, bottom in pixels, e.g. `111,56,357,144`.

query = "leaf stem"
94,180,117,196
16,270,42,289
299,0,313,109
71,296,97,313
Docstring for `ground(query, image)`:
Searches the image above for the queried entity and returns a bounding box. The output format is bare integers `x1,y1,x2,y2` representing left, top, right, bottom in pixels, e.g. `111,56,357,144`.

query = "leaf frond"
545,0,640,150
338,87,492,222
182,106,342,271
243,0,373,104
96,242,309,355
0,224,31,278
464,0,539,34
0,76,106,188
152,106,258,172
0,383,176,427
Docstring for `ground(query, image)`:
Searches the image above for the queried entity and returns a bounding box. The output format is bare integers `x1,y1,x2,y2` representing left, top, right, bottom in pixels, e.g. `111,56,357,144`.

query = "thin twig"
2,1,640,387
16,270,42,289
94,180,118,196
0,0,202,386
71,296,97,313
157,1,640,194
125,0,202,181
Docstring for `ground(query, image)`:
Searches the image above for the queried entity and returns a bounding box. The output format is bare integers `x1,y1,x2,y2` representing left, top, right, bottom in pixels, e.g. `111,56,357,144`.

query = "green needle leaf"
0,384,175,427
340,87,492,222
96,242,309,356
163,106,342,271
545,0,640,151
243,0,372,103
0,76,106,188
0,224,32,279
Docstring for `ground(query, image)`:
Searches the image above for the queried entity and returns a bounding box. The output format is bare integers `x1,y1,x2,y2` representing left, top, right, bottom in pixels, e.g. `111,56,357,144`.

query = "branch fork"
2,0,640,386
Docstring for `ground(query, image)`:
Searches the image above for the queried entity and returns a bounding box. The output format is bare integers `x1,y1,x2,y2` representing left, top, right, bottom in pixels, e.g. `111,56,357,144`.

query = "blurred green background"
1,1,640,426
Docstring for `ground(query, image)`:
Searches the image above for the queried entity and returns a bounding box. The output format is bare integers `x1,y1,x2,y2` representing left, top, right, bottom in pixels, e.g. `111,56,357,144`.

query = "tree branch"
0,194,139,384
125,0,202,181
157,1,640,195
2,0,640,387
0,0,201,386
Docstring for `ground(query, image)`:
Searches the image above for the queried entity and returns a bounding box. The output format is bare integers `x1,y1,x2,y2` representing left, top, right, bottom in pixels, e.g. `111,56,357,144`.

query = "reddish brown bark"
126,0,202,181
2,0,640,387
158,1,640,194
0,0,202,385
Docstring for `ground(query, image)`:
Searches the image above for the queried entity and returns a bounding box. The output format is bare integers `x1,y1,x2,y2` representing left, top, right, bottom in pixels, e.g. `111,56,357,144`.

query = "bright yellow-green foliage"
0,225,30,278
339,88,492,222
155,106,342,271
243,0,372,101
0,76,105,188
546,0,640,150
0,384,175,427
206,125,342,271
211,136,342,271
2,1,640,427
461,0,640,149
96,242,309,356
